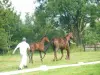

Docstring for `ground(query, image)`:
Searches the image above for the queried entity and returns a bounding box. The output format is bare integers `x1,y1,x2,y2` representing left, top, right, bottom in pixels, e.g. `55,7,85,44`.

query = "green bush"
0,28,8,54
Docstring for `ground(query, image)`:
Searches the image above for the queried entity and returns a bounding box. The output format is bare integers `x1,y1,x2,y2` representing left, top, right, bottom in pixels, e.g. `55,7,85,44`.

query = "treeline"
0,0,100,54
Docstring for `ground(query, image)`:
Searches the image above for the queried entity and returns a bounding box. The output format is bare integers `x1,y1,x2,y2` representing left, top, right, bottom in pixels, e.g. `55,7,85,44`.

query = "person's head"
22,37,26,41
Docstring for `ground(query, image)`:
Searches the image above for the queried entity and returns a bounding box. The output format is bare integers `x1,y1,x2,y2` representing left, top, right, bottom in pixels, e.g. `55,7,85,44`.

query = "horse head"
41,35,50,43
68,32,73,39
65,32,74,41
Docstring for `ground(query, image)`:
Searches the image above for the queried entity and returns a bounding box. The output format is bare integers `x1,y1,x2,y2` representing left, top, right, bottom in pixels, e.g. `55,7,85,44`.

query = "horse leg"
53,48,58,61
29,50,33,63
31,52,34,63
39,51,43,62
28,50,32,63
53,50,56,61
29,55,31,63
66,47,70,60
60,49,64,60
42,51,46,59
29,54,31,63
28,51,31,63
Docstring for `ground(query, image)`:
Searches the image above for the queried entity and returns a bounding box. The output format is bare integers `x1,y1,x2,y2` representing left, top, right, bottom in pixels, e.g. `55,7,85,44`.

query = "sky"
10,0,39,21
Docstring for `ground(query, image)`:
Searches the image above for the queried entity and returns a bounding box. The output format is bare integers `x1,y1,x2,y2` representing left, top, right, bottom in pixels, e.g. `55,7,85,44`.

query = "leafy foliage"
0,28,8,54
83,21,100,44
0,0,22,53
34,0,100,45
0,0,100,54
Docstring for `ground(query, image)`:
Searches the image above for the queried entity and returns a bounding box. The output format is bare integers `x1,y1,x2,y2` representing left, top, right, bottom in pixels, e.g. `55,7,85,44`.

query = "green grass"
22,63,100,75
0,50,100,75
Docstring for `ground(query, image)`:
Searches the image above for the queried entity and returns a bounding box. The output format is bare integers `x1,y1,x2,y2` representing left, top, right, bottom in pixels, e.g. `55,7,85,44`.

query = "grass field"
22,63,100,75
0,50,100,75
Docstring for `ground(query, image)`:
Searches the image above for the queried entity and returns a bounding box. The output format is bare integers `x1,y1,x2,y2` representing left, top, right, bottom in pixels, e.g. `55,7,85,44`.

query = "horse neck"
40,38,45,43
66,35,71,41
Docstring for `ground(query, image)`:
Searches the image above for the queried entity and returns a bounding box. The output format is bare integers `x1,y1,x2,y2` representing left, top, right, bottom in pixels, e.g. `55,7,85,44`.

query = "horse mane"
40,35,47,40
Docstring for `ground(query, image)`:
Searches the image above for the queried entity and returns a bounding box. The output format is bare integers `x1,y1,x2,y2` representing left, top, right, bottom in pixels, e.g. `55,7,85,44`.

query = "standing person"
12,37,30,70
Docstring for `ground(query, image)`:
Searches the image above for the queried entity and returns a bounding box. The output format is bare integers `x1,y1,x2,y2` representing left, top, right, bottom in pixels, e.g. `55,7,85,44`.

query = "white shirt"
13,41,30,55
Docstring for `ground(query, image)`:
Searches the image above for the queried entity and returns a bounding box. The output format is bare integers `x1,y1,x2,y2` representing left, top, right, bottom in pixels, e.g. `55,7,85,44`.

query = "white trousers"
19,54,27,69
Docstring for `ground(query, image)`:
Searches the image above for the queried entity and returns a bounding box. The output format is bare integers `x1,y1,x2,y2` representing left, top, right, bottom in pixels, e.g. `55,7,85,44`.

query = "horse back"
52,38,67,47
30,42,44,51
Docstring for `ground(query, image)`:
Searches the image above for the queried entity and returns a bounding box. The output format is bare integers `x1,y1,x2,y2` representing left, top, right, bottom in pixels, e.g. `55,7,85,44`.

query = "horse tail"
44,39,53,53
42,39,53,59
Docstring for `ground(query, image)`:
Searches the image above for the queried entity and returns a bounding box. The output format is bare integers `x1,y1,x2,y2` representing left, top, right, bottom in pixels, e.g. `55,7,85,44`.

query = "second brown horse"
29,36,49,63
51,32,73,61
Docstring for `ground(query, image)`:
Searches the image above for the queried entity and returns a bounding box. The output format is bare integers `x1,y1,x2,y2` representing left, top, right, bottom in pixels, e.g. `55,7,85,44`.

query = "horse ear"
70,32,73,34
69,32,73,35
44,34,47,37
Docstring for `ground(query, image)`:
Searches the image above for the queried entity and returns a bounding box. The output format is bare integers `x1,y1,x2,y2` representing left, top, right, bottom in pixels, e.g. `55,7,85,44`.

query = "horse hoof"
59,59,61,60
56,60,58,61
52,59,55,61
65,58,70,60
53,60,55,61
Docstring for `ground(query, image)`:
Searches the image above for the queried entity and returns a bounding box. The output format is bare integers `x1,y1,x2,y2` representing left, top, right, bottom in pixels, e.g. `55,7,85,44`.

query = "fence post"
94,44,96,51
83,44,85,52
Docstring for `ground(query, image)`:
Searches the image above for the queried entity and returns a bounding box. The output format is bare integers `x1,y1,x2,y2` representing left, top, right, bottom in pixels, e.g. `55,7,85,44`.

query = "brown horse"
51,32,73,61
29,36,49,63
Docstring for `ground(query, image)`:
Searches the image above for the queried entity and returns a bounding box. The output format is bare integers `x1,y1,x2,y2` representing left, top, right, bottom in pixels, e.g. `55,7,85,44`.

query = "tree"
34,0,100,46
0,28,8,54
0,0,22,53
